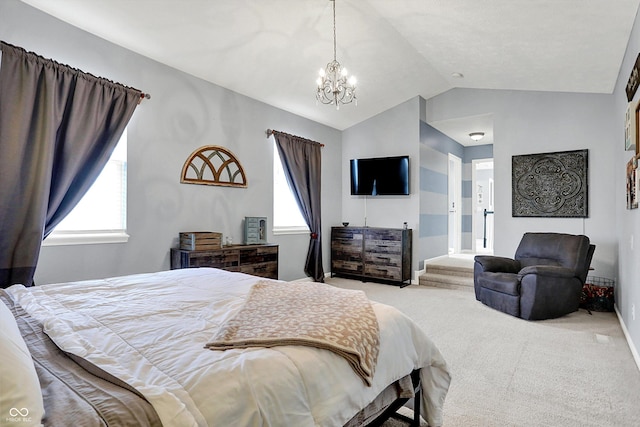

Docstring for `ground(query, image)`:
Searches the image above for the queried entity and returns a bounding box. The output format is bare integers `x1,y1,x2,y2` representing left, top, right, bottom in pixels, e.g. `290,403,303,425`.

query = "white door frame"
471,158,494,253
448,154,462,254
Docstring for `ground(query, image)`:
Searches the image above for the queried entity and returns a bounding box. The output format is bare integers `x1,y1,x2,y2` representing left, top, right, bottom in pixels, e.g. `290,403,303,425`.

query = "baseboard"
615,305,640,373
413,269,424,285
291,276,315,282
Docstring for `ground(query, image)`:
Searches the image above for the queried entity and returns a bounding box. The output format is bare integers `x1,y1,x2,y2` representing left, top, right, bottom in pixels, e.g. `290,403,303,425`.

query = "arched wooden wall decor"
181,145,247,187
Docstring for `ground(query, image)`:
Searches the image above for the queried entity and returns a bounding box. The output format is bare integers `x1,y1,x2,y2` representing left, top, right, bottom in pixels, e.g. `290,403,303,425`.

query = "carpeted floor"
327,277,640,427
424,253,477,269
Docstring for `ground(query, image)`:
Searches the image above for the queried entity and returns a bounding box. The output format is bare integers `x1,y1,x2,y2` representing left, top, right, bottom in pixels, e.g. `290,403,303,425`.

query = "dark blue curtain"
272,131,324,282
0,42,142,287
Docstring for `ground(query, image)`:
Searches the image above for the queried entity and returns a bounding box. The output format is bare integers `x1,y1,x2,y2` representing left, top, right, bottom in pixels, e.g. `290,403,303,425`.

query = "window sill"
273,226,310,236
43,231,130,247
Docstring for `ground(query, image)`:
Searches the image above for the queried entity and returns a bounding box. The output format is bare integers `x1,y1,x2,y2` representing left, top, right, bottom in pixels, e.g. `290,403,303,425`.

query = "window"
44,131,129,246
273,144,309,234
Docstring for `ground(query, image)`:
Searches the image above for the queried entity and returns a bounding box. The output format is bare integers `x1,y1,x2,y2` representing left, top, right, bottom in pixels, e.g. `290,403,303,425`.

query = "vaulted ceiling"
20,0,640,144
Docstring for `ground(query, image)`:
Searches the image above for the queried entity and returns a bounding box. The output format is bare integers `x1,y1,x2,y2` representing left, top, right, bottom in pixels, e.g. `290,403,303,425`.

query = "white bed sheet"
7,268,450,427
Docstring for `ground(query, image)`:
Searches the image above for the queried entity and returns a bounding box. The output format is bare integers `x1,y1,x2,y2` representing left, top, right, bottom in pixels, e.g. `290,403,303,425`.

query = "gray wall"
613,3,640,367
418,122,463,261
342,98,421,274
425,89,617,278
0,0,343,283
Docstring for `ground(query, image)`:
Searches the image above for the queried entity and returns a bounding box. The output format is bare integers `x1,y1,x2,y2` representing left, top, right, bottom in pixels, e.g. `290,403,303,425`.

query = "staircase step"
419,272,474,290
420,255,478,290
425,264,474,278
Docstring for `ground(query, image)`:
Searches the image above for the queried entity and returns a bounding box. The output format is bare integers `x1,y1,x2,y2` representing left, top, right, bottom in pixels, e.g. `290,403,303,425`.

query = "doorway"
472,158,494,253
448,154,462,254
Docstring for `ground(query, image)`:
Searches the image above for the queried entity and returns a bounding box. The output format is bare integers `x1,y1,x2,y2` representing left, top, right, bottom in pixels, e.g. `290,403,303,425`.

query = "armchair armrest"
474,256,521,274
518,265,584,320
518,265,575,279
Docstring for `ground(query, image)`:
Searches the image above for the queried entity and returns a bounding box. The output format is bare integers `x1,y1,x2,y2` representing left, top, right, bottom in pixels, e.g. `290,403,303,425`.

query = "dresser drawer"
239,246,278,264
333,242,363,258
332,260,363,274
364,252,402,267
364,264,402,281
364,239,402,254
364,228,402,241
188,252,239,269
240,262,278,279
332,227,364,241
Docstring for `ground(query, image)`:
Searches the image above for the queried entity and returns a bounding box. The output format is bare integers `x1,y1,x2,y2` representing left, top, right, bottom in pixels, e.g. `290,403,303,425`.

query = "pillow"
0,299,45,427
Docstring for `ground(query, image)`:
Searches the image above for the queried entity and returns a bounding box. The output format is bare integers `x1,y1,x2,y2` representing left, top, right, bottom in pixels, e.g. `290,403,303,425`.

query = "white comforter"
7,268,450,427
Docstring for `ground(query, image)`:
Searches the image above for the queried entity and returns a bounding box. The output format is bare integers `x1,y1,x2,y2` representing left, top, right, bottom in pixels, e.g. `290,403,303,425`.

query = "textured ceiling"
19,0,640,144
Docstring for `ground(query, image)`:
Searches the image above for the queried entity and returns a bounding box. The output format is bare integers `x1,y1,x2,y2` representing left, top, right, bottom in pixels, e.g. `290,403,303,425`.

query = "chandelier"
316,0,356,109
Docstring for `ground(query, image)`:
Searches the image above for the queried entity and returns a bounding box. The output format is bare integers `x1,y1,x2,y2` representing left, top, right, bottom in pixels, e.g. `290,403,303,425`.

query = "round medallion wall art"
512,149,588,218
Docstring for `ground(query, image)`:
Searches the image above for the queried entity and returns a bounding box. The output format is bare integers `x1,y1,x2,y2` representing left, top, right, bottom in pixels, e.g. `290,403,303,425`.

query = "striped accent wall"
419,123,463,261
420,168,447,194
419,122,493,264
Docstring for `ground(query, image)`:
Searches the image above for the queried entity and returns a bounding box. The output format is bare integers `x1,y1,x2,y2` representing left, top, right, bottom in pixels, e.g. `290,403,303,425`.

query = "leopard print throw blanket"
205,280,380,386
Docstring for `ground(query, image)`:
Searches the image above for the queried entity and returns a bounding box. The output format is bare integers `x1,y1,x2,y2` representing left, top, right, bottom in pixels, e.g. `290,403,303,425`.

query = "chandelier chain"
332,0,337,61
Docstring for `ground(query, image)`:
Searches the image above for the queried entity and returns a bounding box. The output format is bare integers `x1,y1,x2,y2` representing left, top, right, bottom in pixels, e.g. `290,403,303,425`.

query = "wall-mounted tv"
350,155,410,196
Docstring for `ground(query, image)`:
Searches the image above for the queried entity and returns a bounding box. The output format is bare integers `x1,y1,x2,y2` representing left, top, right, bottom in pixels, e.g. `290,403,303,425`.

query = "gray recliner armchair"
474,232,595,320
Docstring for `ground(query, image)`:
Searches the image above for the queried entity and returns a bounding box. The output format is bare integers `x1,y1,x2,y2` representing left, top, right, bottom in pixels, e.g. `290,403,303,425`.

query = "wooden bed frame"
368,370,422,427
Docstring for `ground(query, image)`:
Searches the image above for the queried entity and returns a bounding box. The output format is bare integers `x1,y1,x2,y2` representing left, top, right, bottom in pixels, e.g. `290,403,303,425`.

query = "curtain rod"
1,41,151,103
265,129,324,147
138,93,151,104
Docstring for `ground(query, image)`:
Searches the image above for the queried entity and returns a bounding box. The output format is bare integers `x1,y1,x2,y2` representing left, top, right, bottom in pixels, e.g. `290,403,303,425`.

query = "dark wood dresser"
170,244,278,279
331,226,412,287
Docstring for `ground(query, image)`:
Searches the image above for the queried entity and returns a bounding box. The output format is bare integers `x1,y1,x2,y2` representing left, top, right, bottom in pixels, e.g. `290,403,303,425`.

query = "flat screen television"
350,155,410,196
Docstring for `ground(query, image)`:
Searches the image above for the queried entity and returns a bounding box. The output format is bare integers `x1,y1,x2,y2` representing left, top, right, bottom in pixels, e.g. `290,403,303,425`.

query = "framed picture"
627,157,638,209
636,101,640,154
512,149,588,217
626,53,640,101
625,100,638,151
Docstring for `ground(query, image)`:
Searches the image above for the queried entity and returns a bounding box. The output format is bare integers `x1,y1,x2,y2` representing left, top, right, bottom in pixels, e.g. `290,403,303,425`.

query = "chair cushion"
479,287,520,318
474,256,521,274
477,272,520,296
515,232,590,272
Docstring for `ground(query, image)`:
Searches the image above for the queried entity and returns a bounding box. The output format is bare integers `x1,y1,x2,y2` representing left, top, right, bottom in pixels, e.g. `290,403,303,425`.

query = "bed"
1,267,450,427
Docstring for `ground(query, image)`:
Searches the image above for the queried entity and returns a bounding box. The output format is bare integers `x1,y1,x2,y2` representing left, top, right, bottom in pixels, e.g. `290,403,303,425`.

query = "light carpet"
325,277,640,427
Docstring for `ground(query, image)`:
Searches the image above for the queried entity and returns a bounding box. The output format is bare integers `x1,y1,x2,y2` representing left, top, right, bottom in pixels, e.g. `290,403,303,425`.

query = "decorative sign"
636,101,640,155
626,53,640,102
625,100,638,151
627,157,639,209
181,145,247,187
512,149,588,218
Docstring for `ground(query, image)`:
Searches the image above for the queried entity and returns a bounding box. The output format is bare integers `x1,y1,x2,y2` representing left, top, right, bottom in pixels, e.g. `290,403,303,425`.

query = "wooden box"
179,232,222,251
